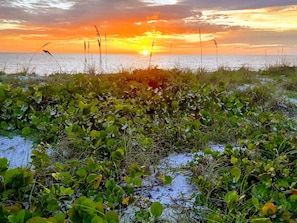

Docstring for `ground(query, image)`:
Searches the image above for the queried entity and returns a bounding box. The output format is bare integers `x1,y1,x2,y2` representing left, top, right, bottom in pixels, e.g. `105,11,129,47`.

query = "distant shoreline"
1,53,296,75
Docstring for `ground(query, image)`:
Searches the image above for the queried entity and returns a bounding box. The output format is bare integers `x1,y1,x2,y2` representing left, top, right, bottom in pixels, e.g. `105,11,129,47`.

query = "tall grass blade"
84,40,87,62
105,32,107,69
88,41,90,60
148,29,156,70
212,39,218,68
28,42,51,72
84,40,87,71
43,50,62,73
199,29,203,68
94,25,102,68
168,40,172,63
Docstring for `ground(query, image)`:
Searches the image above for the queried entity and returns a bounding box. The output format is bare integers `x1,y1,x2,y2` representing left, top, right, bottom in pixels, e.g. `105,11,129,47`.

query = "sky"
1,0,297,55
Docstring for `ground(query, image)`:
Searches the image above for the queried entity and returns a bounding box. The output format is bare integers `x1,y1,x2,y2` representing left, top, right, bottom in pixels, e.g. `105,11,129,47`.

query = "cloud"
198,6,297,31
179,0,297,10
222,30,297,47
2,0,294,32
1,0,297,53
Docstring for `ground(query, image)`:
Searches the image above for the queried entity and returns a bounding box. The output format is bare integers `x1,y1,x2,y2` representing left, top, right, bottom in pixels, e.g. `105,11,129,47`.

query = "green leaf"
59,172,72,184
158,175,173,185
54,162,63,171
105,210,119,222
26,216,48,223
86,157,97,171
90,106,99,114
87,173,98,184
207,213,223,223
289,194,297,202
16,100,24,107
93,175,102,189
33,91,43,104
51,124,59,132
164,175,173,185
115,104,124,111
111,148,125,161
53,213,66,223
124,176,142,187
171,100,179,109
230,155,238,164
106,138,115,148
150,202,163,218
8,209,26,223
242,157,250,164
252,196,260,209
224,190,239,205
76,168,87,178
0,158,8,172
16,100,28,112
60,186,74,196
203,147,212,155
78,101,87,110
91,215,104,223
79,198,96,215
4,168,21,186
0,121,8,130
251,218,272,223
105,179,116,190
22,126,31,136
0,89,5,101
132,177,142,187
124,176,132,184
67,106,76,114
90,130,100,139
230,166,241,183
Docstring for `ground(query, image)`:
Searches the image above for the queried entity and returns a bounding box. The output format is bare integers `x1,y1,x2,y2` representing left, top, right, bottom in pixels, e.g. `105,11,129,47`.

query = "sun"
142,49,149,56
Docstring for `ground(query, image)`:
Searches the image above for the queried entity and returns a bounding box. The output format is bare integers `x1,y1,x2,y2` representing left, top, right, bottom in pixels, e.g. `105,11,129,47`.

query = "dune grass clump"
0,64,6,75
263,64,296,77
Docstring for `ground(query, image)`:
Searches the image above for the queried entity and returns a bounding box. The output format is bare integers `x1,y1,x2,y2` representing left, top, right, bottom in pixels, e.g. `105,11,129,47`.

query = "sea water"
0,52,296,75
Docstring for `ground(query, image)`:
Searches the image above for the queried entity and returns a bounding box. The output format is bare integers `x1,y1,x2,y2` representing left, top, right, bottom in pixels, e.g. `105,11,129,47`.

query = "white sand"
0,136,33,168
121,145,225,222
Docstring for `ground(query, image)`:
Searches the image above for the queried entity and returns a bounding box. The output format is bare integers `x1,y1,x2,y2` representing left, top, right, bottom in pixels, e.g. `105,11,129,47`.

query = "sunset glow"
142,49,149,56
1,1,297,55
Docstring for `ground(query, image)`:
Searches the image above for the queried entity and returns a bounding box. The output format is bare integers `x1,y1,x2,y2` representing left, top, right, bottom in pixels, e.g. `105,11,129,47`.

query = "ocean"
0,52,296,75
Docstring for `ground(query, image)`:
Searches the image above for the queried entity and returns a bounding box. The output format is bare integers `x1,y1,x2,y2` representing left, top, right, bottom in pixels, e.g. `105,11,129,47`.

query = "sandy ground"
120,145,225,222
0,136,33,168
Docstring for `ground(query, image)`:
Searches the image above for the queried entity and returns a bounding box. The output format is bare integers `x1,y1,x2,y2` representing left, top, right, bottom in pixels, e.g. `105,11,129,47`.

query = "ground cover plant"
0,65,297,222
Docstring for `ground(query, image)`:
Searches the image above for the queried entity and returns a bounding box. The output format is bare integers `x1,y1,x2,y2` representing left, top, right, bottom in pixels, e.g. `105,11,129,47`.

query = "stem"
105,32,107,70
43,50,62,73
148,28,156,70
148,39,154,70
212,39,218,68
84,40,87,72
199,29,203,67
94,25,102,69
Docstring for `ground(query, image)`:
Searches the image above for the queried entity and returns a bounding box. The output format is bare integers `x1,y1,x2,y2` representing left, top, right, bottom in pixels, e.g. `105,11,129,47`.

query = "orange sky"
1,0,297,55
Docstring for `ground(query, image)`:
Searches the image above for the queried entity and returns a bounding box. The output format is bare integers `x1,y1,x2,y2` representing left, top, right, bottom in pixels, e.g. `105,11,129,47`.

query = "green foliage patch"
0,66,297,222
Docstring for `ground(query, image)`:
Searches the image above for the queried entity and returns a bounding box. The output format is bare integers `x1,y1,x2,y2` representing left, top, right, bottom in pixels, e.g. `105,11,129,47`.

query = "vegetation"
0,65,297,222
